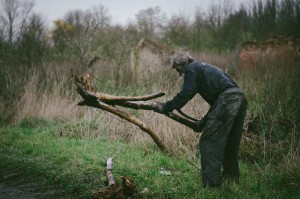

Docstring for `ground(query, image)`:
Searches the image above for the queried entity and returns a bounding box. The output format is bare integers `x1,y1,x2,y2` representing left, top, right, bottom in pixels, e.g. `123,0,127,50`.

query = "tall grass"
9,53,213,157
239,57,300,192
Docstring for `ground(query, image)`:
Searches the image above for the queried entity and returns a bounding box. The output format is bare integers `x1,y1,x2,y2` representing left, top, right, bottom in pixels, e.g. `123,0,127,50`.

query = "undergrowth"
1,125,299,198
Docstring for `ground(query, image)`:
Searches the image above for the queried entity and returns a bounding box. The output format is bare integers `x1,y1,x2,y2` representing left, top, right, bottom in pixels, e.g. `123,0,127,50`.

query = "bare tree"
135,6,167,38
51,4,111,65
0,0,34,46
18,13,47,66
205,0,234,52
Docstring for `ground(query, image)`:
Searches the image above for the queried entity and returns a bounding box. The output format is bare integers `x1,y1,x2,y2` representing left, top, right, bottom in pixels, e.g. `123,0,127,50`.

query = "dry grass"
6,50,300,195
13,54,214,156
15,68,81,123
13,50,298,164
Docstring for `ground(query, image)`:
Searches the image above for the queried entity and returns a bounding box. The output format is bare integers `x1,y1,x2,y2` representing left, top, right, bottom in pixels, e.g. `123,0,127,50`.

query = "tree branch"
74,81,165,102
75,82,168,153
73,69,199,153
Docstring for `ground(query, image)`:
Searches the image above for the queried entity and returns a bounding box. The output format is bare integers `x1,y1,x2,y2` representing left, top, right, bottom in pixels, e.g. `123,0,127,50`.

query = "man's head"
171,52,194,76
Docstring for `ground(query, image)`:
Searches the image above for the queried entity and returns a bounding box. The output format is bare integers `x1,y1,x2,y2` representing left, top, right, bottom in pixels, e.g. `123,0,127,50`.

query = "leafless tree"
135,6,167,38
0,0,34,45
57,4,111,65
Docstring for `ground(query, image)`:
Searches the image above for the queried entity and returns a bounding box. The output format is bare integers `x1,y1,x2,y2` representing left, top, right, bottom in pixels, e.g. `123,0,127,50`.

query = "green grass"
0,124,299,199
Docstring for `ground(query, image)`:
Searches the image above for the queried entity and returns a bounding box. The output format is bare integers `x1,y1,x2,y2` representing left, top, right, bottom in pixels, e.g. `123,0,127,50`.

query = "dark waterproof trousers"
200,88,247,187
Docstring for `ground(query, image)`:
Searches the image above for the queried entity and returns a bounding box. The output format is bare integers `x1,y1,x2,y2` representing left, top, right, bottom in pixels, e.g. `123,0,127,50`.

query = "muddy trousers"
199,88,247,187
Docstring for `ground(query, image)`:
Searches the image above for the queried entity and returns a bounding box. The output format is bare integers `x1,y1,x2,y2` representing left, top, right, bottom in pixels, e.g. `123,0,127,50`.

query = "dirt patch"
0,169,71,199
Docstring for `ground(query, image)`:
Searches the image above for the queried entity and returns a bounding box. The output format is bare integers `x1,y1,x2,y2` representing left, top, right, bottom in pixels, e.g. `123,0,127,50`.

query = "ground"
0,169,70,199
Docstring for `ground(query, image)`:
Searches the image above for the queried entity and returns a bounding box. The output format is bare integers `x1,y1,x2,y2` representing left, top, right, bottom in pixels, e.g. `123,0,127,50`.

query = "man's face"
173,63,184,76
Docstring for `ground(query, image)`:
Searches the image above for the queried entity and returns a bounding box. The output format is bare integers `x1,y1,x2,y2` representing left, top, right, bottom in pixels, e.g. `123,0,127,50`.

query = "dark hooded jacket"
164,61,239,113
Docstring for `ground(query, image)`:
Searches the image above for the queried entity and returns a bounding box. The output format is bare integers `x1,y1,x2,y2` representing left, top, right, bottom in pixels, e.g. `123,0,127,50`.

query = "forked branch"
75,81,168,153
73,68,199,153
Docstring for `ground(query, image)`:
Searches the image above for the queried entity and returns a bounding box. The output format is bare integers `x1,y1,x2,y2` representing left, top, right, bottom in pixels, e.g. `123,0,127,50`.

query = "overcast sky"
32,0,251,27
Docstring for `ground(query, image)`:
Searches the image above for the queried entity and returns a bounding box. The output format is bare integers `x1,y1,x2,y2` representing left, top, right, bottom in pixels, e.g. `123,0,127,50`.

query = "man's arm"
163,69,198,113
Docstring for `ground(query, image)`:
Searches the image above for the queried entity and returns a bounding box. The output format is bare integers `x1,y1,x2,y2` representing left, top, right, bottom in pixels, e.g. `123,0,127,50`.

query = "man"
155,52,247,188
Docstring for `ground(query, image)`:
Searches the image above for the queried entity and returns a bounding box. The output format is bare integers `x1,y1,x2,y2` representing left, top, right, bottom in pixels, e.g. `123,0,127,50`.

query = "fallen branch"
73,68,199,153
75,82,199,130
74,81,165,102
75,83,168,153
91,158,137,199
116,101,198,129
106,157,115,187
93,91,165,102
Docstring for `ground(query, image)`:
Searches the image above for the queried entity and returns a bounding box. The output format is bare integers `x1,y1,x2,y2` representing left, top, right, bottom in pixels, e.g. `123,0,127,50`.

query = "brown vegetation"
239,35,300,69
130,38,174,83
0,1,299,190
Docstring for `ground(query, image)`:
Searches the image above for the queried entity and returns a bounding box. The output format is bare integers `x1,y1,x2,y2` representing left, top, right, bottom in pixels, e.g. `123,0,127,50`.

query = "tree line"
0,0,299,67
0,0,299,101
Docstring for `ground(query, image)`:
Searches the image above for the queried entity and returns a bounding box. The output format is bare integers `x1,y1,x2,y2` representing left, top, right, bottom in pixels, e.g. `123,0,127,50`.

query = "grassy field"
1,52,299,198
0,120,299,199
1,0,299,197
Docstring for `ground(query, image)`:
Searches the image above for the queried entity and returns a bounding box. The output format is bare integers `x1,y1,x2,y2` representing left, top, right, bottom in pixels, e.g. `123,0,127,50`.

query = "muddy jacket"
164,61,239,115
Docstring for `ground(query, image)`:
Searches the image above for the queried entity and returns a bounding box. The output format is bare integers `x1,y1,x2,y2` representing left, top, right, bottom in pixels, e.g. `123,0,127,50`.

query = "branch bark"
106,157,115,187
75,83,168,153
74,81,165,102
75,81,199,130
73,71,199,154
116,101,198,129
94,91,165,102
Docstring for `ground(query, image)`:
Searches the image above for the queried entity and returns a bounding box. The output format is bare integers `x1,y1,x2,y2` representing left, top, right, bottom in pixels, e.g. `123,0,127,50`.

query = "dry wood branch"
94,92,165,102
117,101,158,110
75,79,199,132
91,175,137,199
73,69,199,153
106,157,115,187
74,81,165,102
116,101,199,129
75,83,167,153
166,112,198,130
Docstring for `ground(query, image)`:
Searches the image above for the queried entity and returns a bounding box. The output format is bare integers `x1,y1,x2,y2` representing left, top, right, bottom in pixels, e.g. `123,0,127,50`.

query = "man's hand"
193,118,205,132
155,102,167,114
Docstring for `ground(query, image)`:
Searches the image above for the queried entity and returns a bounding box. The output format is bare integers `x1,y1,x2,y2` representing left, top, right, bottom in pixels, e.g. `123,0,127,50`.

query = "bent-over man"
155,52,247,188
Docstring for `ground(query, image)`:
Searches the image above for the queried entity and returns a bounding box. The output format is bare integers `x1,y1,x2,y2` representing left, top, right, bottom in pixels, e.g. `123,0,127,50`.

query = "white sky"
32,0,251,27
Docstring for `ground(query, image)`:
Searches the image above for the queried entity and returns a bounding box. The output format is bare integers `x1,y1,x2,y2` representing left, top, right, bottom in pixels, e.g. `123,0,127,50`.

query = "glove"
155,102,168,114
193,118,205,132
